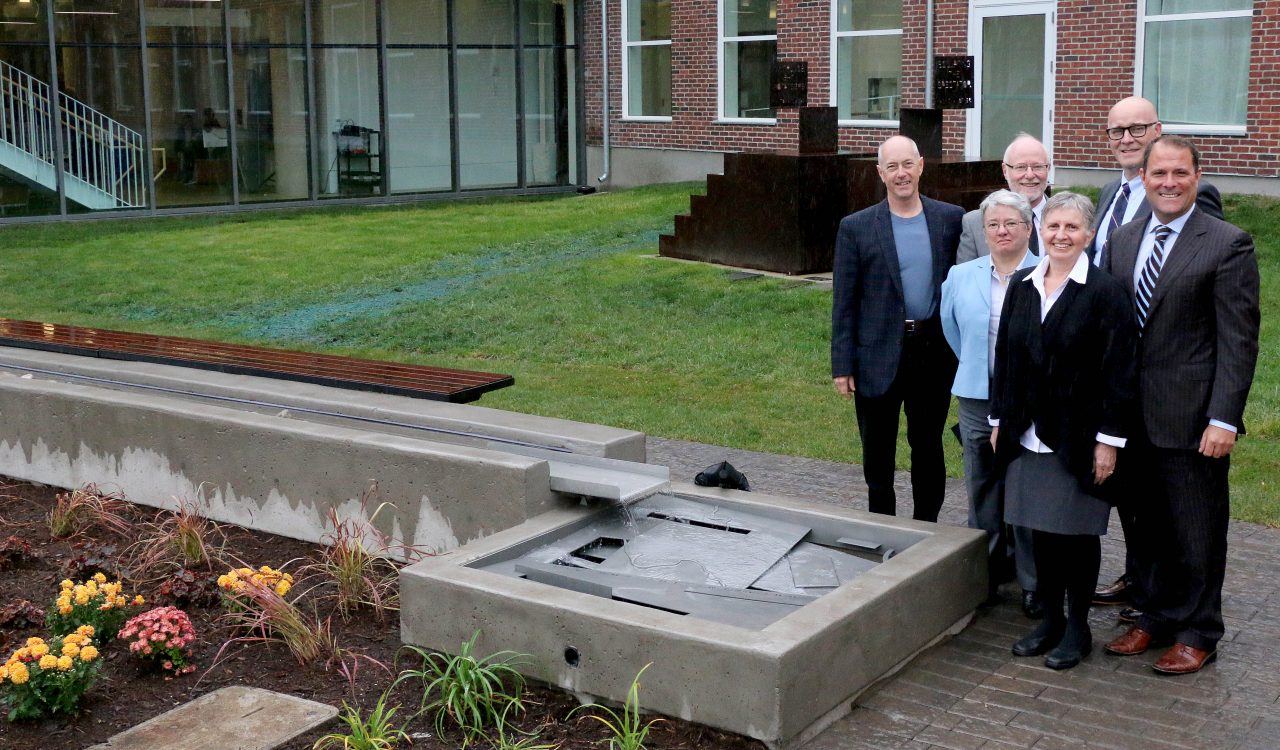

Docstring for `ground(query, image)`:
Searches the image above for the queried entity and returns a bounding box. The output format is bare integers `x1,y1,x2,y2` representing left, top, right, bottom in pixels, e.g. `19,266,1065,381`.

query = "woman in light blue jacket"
941,189,1041,615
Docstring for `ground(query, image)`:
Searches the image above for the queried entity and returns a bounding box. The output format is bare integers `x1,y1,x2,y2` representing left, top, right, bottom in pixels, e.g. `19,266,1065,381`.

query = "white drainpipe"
597,0,610,183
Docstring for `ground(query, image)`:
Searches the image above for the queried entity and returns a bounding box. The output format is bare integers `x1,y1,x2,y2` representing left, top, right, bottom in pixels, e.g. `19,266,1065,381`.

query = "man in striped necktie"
1101,135,1260,675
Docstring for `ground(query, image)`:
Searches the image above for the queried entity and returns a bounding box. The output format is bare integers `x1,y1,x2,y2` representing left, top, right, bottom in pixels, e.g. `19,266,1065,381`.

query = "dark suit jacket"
989,263,1137,492
831,196,964,398
1091,177,1223,260
1103,208,1261,449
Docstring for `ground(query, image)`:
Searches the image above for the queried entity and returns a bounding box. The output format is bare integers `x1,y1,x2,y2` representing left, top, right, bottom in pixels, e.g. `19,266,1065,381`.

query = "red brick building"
583,0,1278,194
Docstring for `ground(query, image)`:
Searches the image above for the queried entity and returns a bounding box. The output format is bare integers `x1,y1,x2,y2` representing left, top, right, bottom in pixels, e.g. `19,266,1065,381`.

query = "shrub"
0,601,45,630
46,573,144,641
312,690,409,750
157,568,222,608
47,484,131,539
0,536,37,570
128,496,226,580
302,489,415,622
215,573,333,666
394,630,528,746
0,626,102,721
118,607,197,675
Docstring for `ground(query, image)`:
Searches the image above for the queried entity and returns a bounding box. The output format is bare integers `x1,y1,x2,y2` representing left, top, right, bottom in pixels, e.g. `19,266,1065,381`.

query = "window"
623,0,672,118
1140,0,1252,132
720,0,776,120
831,0,901,124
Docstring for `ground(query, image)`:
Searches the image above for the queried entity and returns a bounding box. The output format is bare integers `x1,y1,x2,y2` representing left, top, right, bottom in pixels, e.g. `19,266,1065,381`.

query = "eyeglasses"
984,220,1028,232
1105,122,1158,140
1003,163,1050,175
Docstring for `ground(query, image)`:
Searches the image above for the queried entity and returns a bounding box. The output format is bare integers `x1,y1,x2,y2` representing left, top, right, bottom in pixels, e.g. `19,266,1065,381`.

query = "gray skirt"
1004,449,1110,536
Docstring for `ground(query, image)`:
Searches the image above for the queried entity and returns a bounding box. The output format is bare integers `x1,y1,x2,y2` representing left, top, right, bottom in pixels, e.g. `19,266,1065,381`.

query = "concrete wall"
0,371,557,556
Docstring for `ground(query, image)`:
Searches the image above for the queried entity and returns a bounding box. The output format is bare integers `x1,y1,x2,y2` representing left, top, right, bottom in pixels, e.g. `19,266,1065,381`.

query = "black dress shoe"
1045,625,1093,670
1093,574,1131,605
1022,590,1045,620
1118,607,1143,624
1012,621,1065,657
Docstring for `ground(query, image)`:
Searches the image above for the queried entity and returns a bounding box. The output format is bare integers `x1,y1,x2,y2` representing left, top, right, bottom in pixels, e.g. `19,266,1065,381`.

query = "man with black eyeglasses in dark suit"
1090,95,1223,623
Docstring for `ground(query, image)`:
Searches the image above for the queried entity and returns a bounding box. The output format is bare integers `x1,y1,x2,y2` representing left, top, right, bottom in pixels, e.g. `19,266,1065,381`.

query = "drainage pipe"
597,0,610,183
924,0,935,109
0,363,571,453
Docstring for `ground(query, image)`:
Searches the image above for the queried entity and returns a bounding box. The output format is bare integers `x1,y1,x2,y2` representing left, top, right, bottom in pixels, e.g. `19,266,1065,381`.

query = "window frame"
621,0,673,121
1135,2,1252,136
717,0,777,123
828,0,902,128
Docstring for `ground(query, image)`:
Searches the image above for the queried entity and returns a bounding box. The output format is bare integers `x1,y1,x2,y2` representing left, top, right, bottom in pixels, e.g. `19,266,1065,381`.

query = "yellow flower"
275,581,292,596
57,655,74,671
29,643,49,658
39,654,58,670
0,665,8,680
14,647,30,660
92,572,107,583
60,579,74,590
75,592,90,605
133,595,145,605
59,604,73,614
77,624,95,637
62,643,80,658
25,637,44,647
9,662,29,684
80,646,98,662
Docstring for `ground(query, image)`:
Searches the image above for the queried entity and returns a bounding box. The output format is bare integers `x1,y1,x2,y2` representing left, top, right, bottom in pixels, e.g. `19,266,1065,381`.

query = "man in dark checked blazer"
831,135,963,523
1102,135,1260,674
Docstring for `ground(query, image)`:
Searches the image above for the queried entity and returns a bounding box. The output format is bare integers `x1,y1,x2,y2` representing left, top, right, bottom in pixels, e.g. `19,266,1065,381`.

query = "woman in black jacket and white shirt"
989,191,1137,670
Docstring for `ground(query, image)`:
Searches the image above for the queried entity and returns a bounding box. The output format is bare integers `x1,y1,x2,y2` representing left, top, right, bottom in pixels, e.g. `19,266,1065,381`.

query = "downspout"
597,0,610,183
924,0,935,109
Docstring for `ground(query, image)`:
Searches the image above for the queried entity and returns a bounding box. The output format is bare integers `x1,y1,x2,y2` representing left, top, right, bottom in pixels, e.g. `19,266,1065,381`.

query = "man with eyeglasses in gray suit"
956,134,1052,264
1090,95,1223,622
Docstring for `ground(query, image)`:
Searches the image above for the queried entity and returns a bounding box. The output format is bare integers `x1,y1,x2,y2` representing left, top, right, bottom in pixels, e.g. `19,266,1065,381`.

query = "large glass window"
523,0,576,186
832,0,900,123
385,0,450,193
232,0,310,203
146,2,229,207
720,0,776,120
623,0,670,118
0,43,59,217
1141,0,1251,131
314,0,383,197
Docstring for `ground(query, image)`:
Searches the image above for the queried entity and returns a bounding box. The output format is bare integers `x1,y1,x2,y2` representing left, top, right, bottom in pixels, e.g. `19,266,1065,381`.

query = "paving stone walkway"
648,437,1280,750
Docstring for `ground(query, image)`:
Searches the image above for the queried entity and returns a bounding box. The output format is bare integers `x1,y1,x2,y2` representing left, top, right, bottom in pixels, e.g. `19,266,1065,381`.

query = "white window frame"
717,0,777,123
1135,2,1252,136
621,0,673,121
828,1,901,128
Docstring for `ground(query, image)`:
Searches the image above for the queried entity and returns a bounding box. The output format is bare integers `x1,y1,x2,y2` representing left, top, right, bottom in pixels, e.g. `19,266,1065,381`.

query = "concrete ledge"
399,482,987,748
0,371,556,555
0,346,646,461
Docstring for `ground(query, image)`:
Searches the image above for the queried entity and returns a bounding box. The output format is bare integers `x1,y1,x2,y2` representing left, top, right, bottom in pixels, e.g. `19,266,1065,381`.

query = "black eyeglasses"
1105,122,1158,141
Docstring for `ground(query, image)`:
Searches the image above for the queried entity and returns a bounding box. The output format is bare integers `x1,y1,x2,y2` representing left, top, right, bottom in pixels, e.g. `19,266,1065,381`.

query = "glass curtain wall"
0,15,59,216
0,0,579,219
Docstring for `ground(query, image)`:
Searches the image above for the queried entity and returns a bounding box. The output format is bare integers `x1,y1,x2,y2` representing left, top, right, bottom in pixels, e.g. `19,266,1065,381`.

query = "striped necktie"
1106,182,1132,244
1136,224,1173,329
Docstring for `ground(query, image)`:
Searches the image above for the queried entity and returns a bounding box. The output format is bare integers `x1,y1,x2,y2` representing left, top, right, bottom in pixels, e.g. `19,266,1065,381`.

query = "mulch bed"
0,478,765,750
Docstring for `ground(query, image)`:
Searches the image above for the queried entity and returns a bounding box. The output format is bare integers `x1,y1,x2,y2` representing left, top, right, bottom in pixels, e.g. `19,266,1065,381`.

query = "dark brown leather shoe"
1118,606,1142,624
1105,626,1157,656
1153,643,1217,675
1093,574,1131,605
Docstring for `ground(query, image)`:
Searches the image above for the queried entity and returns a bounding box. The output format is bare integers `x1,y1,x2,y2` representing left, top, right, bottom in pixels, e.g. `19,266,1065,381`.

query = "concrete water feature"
0,345,986,748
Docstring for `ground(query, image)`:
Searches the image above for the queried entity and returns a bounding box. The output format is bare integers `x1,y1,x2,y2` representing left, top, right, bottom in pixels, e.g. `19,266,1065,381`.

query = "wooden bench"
0,319,513,403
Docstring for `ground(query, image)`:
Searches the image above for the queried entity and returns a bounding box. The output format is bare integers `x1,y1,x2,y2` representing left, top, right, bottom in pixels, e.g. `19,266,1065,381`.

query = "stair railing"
0,59,147,208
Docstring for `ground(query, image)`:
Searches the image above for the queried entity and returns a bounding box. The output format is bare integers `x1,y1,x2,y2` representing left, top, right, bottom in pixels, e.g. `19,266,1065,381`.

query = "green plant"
490,699,559,750
0,627,102,721
214,573,330,665
312,691,410,750
47,573,143,641
570,664,663,750
46,484,131,539
394,630,529,746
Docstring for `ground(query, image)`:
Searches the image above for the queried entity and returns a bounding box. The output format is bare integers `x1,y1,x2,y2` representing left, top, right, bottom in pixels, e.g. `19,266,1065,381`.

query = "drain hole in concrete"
569,537,625,564
564,647,580,667
647,511,750,534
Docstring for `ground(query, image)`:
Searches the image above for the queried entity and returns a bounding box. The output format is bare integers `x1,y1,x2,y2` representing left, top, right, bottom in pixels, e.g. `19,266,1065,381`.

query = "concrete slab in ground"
86,685,336,750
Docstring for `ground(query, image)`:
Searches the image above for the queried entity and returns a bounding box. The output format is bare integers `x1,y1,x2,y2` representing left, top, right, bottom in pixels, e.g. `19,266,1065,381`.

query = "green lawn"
0,184,1275,524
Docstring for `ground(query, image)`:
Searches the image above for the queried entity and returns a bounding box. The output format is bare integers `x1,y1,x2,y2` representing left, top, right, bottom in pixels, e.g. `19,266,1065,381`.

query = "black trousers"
1032,530,1100,627
852,324,955,523
1135,444,1230,651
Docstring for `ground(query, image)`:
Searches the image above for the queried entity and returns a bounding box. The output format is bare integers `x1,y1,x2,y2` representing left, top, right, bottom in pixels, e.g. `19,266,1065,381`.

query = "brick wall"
584,0,1280,177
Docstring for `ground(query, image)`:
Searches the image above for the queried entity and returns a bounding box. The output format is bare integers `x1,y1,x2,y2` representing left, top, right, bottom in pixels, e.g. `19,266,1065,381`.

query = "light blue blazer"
940,252,1039,399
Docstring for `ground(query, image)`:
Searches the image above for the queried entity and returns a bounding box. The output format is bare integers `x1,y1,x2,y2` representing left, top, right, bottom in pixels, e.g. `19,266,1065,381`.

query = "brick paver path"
649,437,1280,750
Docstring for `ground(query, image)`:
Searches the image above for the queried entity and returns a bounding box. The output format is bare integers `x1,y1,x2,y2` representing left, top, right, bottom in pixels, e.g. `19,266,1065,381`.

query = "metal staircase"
0,60,146,210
